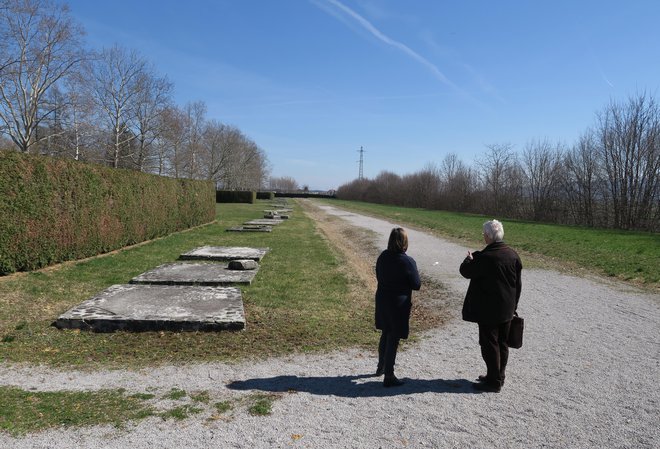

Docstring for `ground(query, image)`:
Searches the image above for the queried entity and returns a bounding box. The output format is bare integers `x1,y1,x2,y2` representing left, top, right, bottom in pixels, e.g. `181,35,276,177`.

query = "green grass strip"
324,199,660,287
247,393,279,416
0,200,376,368
0,386,155,436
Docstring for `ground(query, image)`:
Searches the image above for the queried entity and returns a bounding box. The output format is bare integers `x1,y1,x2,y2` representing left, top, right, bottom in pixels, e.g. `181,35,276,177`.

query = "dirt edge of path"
298,199,451,333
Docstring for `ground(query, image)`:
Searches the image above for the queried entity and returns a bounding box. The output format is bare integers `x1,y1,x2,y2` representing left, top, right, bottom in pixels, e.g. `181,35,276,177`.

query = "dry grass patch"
298,200,448,335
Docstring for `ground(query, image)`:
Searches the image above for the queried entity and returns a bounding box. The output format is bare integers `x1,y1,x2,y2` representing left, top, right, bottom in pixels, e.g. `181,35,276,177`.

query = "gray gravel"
1,203,658,448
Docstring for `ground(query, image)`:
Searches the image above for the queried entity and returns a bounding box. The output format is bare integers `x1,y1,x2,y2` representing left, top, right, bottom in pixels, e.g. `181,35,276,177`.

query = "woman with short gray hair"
460,219,522,392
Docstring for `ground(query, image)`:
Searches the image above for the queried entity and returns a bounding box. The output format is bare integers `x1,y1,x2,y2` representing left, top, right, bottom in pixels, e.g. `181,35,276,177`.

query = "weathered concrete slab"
228,259,258,270
180,246,269,261
245,219,283,226
263,209,291,215
54,284,245,332
129,262,258,285
226,225,272,232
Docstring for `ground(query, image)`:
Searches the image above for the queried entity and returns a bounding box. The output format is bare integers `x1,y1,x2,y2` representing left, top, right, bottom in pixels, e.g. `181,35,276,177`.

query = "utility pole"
357,146,365,180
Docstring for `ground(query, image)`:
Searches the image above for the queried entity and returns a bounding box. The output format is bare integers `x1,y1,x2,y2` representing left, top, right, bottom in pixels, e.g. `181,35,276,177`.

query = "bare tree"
336,177,372,201
201,121,240,185
403,162,441,208
439,153,462,185
561,131,603,226
269,176,299,192
132,69,173,171
439,153,474,212
372,170,403,205
202,124,269,190
0,0,85,152
476,143,523,216
182,100,206,178
595,93,660,229
0,134,11,148
37,66,97,161
156,105,186,177
229,140,268,190
35,82,66,156
91,45,146,168
521,138,564,221
66,75,97,162
0,2,17,74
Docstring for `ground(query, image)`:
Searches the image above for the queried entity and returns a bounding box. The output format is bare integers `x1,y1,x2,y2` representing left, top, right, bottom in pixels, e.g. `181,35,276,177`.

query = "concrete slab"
54,284,245,332
129,262,258,285
226,225,272,232
245,219,283,226
180,246,269,261
227,259,259,270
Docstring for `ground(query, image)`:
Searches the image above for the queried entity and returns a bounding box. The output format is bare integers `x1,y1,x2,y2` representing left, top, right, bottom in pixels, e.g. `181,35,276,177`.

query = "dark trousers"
377,330,400,376
478,320,511,387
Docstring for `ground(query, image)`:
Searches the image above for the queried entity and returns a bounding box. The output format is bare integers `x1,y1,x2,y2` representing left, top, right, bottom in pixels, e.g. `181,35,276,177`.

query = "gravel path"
1,203,658,448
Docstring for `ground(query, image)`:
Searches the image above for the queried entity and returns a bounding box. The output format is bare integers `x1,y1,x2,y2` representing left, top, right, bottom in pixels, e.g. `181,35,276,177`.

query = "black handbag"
507,313,524,349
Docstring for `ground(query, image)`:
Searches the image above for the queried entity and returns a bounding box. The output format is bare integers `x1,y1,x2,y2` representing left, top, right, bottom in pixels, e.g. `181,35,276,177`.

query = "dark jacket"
460,241,522,324
375,249,421,339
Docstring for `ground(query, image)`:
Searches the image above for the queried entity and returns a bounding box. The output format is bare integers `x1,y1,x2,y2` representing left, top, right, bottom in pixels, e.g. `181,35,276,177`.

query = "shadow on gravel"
227,374,480,397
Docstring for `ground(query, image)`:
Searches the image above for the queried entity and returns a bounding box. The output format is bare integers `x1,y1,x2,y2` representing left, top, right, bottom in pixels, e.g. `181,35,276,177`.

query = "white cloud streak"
318,0,461,92
601,72,614,88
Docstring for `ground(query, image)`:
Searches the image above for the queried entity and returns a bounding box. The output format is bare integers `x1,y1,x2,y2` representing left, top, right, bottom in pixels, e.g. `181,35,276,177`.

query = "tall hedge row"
0,150,216,275
256,191,275,200
215,190,256,204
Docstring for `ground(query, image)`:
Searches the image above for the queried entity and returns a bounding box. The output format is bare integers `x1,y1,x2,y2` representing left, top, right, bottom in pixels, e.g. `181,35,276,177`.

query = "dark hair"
387,227,408,253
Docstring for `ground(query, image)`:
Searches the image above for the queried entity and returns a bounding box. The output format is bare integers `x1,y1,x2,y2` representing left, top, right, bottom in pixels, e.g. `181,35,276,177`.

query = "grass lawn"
323,199,660,289
0,387,156,435
0,384,281,435
2,197,656,435
0,200,378,369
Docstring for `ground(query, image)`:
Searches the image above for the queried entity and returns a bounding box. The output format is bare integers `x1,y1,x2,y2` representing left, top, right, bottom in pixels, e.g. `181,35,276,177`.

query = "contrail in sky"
318,0,461,93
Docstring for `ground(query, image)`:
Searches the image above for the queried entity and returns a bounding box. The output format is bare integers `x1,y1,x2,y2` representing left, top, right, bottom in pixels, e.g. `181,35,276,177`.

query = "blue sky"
65,0,660,190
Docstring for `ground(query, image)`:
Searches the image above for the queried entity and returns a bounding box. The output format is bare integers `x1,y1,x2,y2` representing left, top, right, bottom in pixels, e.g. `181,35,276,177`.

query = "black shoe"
473,381,501,393
383,375,404,387
375,367,384,376
477,375,504,386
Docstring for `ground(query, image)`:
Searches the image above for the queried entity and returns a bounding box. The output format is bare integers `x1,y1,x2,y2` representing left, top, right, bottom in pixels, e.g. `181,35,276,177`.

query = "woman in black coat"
460,219,522,392
375,227,421,387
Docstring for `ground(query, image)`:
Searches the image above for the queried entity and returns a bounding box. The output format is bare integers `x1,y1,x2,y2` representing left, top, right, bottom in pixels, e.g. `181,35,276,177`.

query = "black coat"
375,249,421,339
460,241,522,324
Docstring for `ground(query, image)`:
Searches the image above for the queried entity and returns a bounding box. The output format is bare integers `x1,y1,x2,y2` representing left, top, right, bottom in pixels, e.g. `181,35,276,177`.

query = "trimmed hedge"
256,191,275,200
275,192,336,199
216,190,256,204
0,150,216,275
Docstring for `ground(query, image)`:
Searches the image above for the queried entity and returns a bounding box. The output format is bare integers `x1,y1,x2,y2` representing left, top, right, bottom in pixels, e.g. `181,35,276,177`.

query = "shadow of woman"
227,374,480,398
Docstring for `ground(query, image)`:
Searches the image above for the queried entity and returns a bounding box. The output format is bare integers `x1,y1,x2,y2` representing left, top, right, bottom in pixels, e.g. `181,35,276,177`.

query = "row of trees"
267,176,300,192
0,0,272,190
338,93,660,232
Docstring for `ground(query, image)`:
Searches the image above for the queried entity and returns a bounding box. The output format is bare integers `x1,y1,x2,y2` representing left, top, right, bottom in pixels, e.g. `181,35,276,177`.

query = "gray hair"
483,219,504,242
